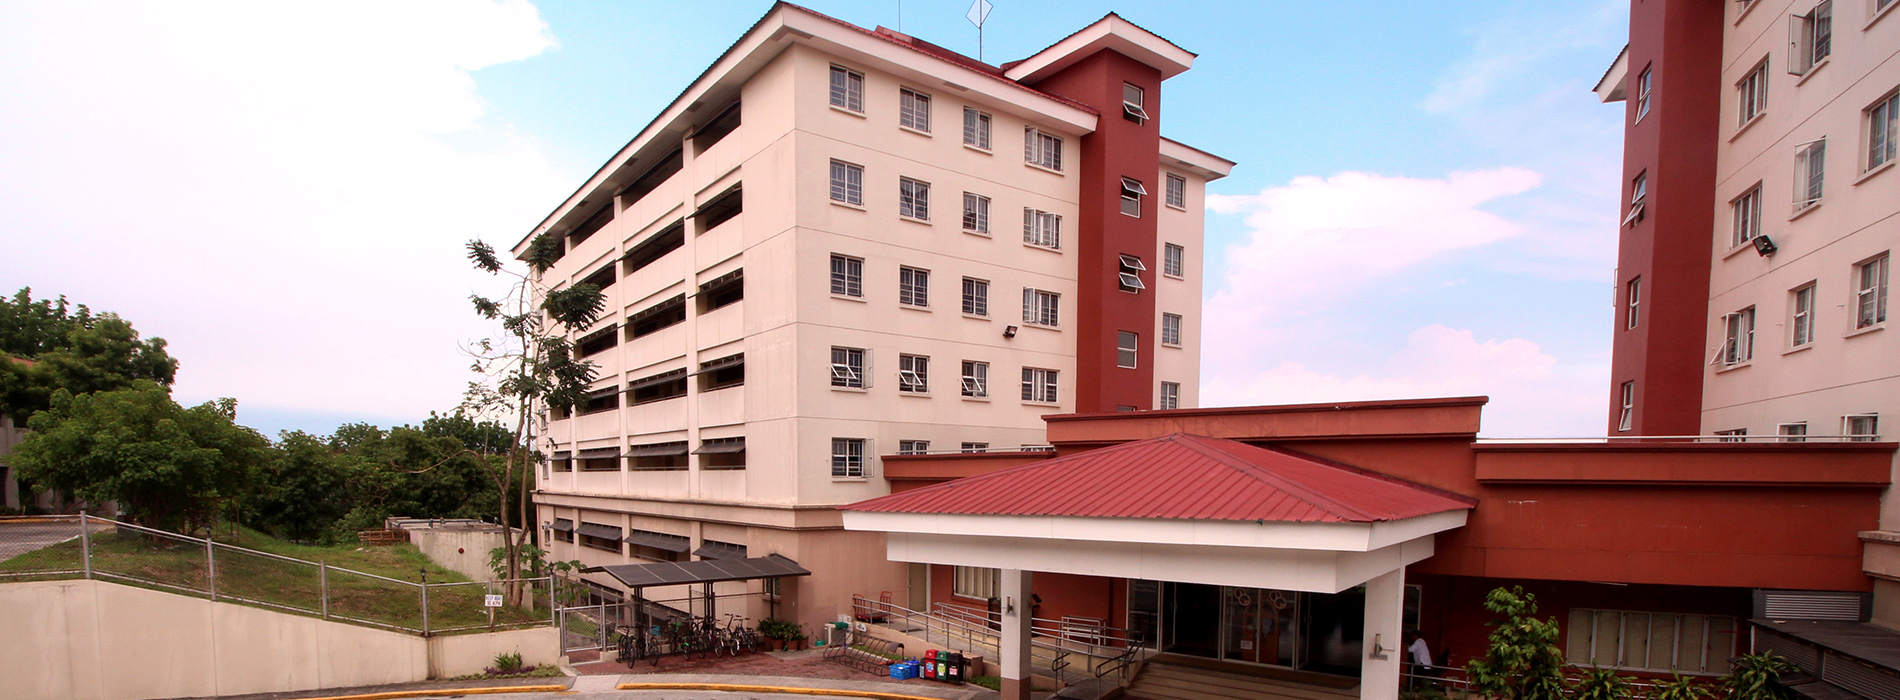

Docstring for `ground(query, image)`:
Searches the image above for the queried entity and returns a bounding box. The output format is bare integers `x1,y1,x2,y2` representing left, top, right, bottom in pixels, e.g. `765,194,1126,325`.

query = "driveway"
0,518,99,563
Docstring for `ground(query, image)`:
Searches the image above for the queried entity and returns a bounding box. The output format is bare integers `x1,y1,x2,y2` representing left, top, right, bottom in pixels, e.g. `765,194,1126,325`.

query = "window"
1792,283,1816,346
696,186,742,231
567,205,613,248
550,518,574,541
829,65,864,112
629,369,688,405
696,437,746,470
961,361,988,398
1716,428,1749,443
693,102,740,152
1857,254,1889,328
1624,172,1647,227
1160,381,1180,410
1025,127,1063,171
830,254,863,297
1635,65,1653,122
1117,331,1139,368
579,387,619,415
961,277,989,316
1122,82,1148,123
1120,178,1146,217
629,294,686,339
1626,277,1642,329
1722,308,1756,365
698,353,744,392
551,453,572,473
1022,367,1058,403
1618,381,1635,432
1795,139,1826,209
580,264,616,292
579,523,622,553
1023,208,1062,249
1779,423,1809,442
1162,313,1183,346
954,566,1000,600
577,324,619,358
831,438,866,478
1738,59,1769,127
960,442,989,453
898,354,929,393
580,452,620,472
1165,174,1187,209
1870,89,1899,171
962,193,990,233
698,269,743,312
899,88,931,132
899,178,930,220
1564,609,1738,674
830,160,864,206
1118,254,1147,292
1847,414,1880,441
1732,184,1763,248
1164,243,1185,278
899,267,930,308
623,221,686,278
898,440,930,455
963,107,991,150
831,347,866,388
618,148,682,211
1023,288,1060,327
1790,2,1832,76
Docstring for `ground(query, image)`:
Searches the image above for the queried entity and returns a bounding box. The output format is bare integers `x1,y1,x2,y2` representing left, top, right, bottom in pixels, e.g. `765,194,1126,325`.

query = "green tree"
12,382,270,532
1465,586,1569,700
247,430,352,542
0,288,177,422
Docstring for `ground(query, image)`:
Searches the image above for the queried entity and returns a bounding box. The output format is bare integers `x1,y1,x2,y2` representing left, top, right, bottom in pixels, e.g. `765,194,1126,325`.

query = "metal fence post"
205,536,216,602
419,581,430,636
78,514,92,580
319,561,330,620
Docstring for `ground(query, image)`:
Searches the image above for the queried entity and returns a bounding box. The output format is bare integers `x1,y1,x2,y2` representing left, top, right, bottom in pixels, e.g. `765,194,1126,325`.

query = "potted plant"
789,624,811,651
760,618,796,651
1724,652,1798,700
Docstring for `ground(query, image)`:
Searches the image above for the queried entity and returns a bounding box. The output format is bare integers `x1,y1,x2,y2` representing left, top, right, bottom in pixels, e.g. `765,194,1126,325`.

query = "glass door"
1221,587,1300,667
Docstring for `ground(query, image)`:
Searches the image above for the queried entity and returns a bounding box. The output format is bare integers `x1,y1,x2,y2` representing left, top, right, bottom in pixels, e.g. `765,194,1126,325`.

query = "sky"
0,0,1631,439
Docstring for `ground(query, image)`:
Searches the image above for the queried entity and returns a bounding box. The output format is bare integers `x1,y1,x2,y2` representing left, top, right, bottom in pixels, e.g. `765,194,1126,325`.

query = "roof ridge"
1165,434,1382,521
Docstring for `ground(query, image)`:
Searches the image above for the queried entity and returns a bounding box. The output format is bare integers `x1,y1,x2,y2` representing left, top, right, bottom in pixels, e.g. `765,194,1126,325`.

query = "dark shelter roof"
584,554,810,588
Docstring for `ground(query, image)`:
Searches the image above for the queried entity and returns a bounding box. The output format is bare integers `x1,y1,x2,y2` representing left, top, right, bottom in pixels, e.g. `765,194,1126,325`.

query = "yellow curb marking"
614,682,949,700
289,684,568,700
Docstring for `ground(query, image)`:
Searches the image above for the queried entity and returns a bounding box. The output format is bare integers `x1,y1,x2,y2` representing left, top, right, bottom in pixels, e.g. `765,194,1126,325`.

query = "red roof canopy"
846,433,1475,523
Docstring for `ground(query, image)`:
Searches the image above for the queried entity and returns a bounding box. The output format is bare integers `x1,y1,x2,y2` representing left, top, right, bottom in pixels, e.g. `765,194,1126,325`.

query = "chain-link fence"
0,514,554,636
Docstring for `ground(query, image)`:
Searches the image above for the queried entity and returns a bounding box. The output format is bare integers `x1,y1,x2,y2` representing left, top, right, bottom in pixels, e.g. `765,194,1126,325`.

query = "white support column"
1360,567,1406,700
999,568,1034,700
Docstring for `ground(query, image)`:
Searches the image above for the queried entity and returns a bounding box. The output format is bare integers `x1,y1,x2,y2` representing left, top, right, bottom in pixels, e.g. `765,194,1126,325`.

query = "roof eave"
1004,13,1195,84
1594,44,1629,104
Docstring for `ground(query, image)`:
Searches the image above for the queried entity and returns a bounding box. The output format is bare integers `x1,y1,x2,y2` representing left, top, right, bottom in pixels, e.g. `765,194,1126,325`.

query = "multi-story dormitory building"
512,3,1232,630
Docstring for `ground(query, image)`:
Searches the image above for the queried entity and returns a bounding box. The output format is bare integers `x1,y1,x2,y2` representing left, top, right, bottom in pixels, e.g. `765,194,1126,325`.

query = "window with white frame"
829,65,864,113
1847,414,1879,441
1619,381,1635,432
1723,307,1756,365
899,267,929,308
1122,82,1148,123
1025,127,1063,171
954,566,999,599
1738,59,1769,127
1791,283,1816,346
1624,172,1647,227
1790,2,1832,76
830,254,863,298
899,88,931,132
1164,243,1185,278
1795,139,1826,209
1564,609,1739,674
961,277,988,316
830,346,866,388
1857,254,1889,328
1716,428,1748,443
1023,288,1060,327
961,360,988,398
831,437,866,477
960,442,988,453
898,354,929,393
1023,208,1061,249
829,160,863,206
1118,254,1146,292
1162,313,1183,346
1635,65,1653,122
899,178,930,220
1160,381,1180,410
963,193,990,234
1779,422,1809,442
1117,331,1139,369
1022,367,1058,403
1120,178,1146,217
898,440,930,455
963,107,991,150
1869,89,1898,171
1732,184,1763,247
1627,277,1642,329
1166,174,1187,209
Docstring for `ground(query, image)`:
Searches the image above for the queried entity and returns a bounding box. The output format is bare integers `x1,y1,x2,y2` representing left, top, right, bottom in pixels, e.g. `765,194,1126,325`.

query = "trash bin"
890,661,920,680
942,651,966,683
922,650,938,680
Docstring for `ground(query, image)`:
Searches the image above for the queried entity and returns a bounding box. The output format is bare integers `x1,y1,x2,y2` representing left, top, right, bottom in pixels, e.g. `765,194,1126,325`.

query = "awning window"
623,529,690,552
577,522,622,540
577,447,621,459
693,437,747,454
550,518,575,533
625,441,689,457
694,539,748,560
627,368,688,391
698,269,744,295
693,353,745,375
551,451,572,460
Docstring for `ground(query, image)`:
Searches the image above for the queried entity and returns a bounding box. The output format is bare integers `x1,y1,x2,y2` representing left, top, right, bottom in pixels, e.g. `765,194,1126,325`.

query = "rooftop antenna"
968,0,993,63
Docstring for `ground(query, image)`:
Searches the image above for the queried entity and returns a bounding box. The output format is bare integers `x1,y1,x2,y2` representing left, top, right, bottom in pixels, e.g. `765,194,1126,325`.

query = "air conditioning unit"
1754,589,1869,621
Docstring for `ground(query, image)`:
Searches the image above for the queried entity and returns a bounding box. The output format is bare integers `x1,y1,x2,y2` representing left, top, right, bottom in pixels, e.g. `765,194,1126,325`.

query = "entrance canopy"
843,433,1475,593
583,554,810,587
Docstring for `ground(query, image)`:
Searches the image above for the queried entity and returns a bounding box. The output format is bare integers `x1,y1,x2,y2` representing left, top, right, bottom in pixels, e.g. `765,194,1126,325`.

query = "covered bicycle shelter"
571,555,810,657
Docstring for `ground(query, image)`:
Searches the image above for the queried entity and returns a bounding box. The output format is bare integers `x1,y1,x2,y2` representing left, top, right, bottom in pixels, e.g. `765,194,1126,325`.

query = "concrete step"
1130,661,1358,700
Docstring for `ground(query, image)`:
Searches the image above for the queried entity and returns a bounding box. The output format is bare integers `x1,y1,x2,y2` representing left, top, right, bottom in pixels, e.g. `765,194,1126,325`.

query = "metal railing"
0,514,555,636
852,595,1148,686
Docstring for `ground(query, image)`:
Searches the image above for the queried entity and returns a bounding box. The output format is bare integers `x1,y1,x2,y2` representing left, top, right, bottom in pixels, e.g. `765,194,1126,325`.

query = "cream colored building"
511,4,1231,629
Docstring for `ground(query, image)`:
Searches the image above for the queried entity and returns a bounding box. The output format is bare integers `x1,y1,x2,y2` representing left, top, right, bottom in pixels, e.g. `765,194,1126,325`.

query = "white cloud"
0,1,570,430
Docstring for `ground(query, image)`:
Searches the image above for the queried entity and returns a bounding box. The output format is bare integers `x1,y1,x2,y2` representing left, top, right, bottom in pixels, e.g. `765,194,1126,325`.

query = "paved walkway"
0,518,107,562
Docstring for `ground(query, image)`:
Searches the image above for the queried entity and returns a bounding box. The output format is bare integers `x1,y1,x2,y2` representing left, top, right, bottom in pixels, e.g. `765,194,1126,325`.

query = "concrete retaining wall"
407,527,510,582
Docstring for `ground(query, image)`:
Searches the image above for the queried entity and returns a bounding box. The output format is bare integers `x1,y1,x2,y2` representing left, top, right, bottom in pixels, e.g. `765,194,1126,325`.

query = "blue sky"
0,0,1630,438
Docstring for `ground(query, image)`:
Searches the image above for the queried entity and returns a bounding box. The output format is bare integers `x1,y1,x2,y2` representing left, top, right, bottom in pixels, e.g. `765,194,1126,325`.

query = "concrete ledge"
615,682,952,700
289,685,567,700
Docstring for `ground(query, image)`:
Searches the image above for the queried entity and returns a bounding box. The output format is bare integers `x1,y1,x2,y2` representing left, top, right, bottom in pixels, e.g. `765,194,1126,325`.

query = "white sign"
484,594,504,608
967,0,993,28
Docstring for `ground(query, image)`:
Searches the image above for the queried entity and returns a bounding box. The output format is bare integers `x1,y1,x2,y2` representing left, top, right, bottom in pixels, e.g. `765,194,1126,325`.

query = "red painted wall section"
1021,50,1162,412
1606,0,1725,435
924,564,1127,637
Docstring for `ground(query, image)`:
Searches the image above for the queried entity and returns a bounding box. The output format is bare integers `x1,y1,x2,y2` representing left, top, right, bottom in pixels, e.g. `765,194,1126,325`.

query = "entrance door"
1168,582,1222,658
1222,587,1300,666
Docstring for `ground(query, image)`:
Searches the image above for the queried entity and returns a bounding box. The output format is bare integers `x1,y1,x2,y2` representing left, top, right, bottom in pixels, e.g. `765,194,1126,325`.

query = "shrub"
1464,586,1568,700
493,650,524,673
1652,673,1712,700
760,618,799,640
1576,667,1635,700
1724,652,1797,700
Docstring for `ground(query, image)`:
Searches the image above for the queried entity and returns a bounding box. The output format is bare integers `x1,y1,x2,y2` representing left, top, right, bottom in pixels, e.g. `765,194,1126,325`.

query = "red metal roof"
845,433,1475,523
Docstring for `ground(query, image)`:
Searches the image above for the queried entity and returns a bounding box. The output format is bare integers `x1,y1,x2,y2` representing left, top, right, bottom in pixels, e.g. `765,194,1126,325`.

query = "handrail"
853,595,1149,686
932,600,1144,646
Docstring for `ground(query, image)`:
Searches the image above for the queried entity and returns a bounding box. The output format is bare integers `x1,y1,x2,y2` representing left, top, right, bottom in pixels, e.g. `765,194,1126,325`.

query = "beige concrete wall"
409,528,509,582
427,626,560,678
